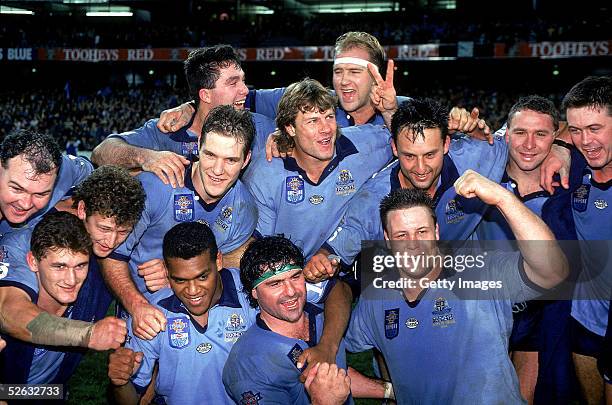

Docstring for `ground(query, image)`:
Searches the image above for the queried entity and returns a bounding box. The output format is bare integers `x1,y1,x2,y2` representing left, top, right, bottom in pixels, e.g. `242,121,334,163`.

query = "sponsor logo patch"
405,317,419,329
594,199,608,210
445,199,465,224
287,343,306,371
181,141,199,157
384,308,400,339
196,343,212,354
215,205,233,232
174,194,195,222
309,195,324,205
432,297,455,328
335,169,356,196
224,313,247,342
572,184,590,212
0,245,9,279
240,391,262,405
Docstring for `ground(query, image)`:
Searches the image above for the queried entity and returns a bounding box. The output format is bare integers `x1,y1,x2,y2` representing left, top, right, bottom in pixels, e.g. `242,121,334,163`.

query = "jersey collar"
501,171,550,202
255,302,323,347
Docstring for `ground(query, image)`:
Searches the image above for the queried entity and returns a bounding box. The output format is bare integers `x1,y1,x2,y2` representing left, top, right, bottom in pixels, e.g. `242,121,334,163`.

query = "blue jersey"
0,224,112,384
125,267,257,405
0,154,92,237
108,114,276,160
571,170,612,336
223,303,350,405
243,124,393,261
247,88,409,128
109,170,257,300
324,135,508,265
345,252,541,404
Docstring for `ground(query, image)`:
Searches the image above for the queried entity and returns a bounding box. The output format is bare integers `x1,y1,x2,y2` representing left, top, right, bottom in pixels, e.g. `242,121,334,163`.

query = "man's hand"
449,107,492,144
88,317,127,351
304,249,339,283
138,259,169,292
540,144,571,194
368,60,397,127
0,337,6,352
156,102,195,133
304,363,351,405
131,302,167,340
265,130,293,161
108,347,143,386
454,169,511,206
297,342,338,383
141,150,190,188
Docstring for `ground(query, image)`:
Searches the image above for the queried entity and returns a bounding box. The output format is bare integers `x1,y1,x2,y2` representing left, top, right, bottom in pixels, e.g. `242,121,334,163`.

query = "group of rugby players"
0,31,609,405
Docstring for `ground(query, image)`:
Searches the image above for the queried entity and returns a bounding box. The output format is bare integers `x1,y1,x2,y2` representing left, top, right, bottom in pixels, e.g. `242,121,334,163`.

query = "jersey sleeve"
107,119,167,151
62,155,94,189
250,88,287,119
218,188,258,254
124,315,161,392
242,162,278,238
344,297,377,353
448,133,507,182
0,229,38,301
250,113,277,158
224,378,295,405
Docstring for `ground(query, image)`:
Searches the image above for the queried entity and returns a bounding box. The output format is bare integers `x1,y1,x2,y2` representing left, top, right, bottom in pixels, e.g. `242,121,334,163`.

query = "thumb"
296,350,310,370
470,107,479,119
304,362,321,389
180,155,190,165
560,167,570,189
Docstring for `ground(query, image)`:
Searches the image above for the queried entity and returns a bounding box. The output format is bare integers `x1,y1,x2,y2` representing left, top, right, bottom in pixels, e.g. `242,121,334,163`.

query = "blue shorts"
510,301,544,352
571,316,604,358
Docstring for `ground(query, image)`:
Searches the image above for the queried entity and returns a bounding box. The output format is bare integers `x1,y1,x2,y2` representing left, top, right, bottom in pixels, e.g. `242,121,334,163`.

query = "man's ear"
443,135,450,155
199,88,211,104
251,288,258,301
26,251,39,273
241,150,252,170
391,139,398,158
76,200,87,221
216,251,223,270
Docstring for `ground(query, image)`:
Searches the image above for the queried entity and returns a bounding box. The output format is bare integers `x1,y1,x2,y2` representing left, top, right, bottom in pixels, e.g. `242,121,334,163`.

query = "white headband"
333,57,379,72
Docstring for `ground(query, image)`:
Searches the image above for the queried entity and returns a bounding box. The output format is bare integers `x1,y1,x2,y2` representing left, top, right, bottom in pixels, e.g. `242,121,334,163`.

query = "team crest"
215,206,233,232
445,199,465,224
309,195,324,205
287,343,305,370
405,317,419,329
384,308,400,339
181,141,199,157
594,199,608,210
168,317,190,349
572,184,590,212
432,297,455,328
285,176,305,204
174,194,195,222
335,169,356,196
0,245,9,280
240,391,262,405
224,313,246,342
196,343,212,354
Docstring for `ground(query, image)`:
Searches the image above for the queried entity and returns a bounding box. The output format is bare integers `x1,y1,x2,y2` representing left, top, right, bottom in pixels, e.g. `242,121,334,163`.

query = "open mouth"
318,137,332,146
233,100,246,108
208,174,226,185
583,146,603,160
186,296,203,305
519,152,538,161
281,298,299,311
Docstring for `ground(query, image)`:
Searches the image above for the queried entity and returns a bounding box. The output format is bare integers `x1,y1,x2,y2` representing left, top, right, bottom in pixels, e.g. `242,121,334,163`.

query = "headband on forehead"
252,263,302,289
333,57,379,72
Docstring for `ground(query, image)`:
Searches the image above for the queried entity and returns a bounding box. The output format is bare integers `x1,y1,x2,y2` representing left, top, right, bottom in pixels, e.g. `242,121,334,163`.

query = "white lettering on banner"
127,49,153,61
235,48,248,61
62,49,119,62
529,41,609,58
255,48,285,60
0,49,3,60
322,46,335,61
7,48,32,60
396,44,439,59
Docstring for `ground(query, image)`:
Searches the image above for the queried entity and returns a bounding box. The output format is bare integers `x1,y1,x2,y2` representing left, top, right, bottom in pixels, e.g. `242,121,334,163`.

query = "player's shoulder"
136,171,176,193
340,124,391,150
244,156,286,179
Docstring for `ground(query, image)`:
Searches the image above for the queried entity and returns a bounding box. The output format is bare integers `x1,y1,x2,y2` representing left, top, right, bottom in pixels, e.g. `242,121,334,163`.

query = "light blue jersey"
223,303,351,405
125,267,257,405
325,135,508,264
0,154,92,236
243,124,393,262
109,170,257,300
108,114,275,160
346,252,542,405
571,170,612,336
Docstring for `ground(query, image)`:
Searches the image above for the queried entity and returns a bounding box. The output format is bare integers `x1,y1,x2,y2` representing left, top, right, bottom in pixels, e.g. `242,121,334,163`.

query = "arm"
222,237,254,269
454,170,569,288
304,363,351,405
98,257,166,340
346,367,387,399
108,347,143,405
297,281,352,380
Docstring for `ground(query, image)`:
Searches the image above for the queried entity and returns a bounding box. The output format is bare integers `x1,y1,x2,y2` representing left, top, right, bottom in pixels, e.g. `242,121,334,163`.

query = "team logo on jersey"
445,199,465,224
285,176,305,204
225,313,247,342
196,219,210,227
33,347,47,358
594,199,608,210
196,343,212,354
240,391,262,405
168,317,190,349
432,297,455,328
384,308,400,339
215,206,233,232
174,194,195,222
572,184,590,213
0,245,9,280
405,317,419,329
335,169,356,196
181,141,199,157
309,195,324,205
287,343,305,370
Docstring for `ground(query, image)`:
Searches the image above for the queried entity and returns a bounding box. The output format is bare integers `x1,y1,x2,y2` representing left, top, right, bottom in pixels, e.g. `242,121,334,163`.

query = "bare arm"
347,367,387,399
109,347,143,405
0,286,44,341
222,237,255,269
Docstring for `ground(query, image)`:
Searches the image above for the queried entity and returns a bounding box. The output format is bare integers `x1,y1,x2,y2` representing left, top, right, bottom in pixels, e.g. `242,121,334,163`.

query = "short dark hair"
184,45,242,104
561,76,612,115
275,78,338,152
507,95,560,131
72,165,145,227
379,188,436,232
0,129,62,175
200,105,255,159
240,236,304,308
391,98,449,143
163,222,218,264
30,211,92,261
335,31,386,72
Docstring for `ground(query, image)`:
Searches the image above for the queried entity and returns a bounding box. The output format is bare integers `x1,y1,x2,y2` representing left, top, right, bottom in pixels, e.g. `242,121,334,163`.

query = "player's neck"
349,104,376,126
188,107,210,137
591,162,612,183
37,289,69,317
403,266,442,303
292,149,332,184
506,161,543,196
261,311,309,341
